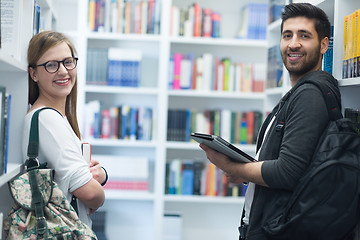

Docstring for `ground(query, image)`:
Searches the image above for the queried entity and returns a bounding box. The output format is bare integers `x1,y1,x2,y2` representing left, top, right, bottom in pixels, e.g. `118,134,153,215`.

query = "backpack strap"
25,107,62,170
300,79,343,121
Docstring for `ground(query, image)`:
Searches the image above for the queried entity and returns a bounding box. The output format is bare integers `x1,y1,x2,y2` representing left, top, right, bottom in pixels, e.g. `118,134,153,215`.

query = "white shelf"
338,78,360,87
0,164,24,188
84,139,158,148
0,51,27,72
168,89,265,100
105,189,155,201
86,32,161,42
166,141,256,153
164,195,245,204
170,36,267,47
85,85,159,95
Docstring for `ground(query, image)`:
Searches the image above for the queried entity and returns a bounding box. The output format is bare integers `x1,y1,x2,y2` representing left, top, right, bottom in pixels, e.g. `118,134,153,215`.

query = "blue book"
4,93,11,174
129,107,138,140
181,161,194,195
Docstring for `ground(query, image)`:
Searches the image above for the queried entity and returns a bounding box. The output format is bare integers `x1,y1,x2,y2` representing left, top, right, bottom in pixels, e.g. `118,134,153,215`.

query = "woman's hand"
89,159,106,185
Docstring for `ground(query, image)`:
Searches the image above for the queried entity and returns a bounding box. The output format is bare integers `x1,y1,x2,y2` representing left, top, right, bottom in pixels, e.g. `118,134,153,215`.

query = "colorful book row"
168,52,265,93
83,100,154,141
343,9,360,79
170,3,221,38
167,109,262,145
165,159,247,197
88,0,161,34
86,48,142,87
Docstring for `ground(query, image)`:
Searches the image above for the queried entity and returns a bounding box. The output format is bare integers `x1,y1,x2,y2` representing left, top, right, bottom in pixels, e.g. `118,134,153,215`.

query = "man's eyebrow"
281,29,313,35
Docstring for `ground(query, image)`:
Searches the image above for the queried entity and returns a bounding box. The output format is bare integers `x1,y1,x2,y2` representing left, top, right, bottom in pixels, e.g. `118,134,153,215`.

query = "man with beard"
199,3,342,240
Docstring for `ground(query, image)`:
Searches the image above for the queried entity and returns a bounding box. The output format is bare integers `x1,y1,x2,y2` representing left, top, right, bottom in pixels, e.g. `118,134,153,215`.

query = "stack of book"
167,109,262,145
168,52,265,93
267,45,283,88
83,100,154,141
86,48,142,87
170,3,221,38
88,0,161,34
165,159,247,197
343,9,360,79
236,3,268,40
95,155,150,192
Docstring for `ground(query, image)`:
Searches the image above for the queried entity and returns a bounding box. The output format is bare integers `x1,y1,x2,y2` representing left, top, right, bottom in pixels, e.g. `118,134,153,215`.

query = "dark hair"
281,3,331,41
27,31,81,139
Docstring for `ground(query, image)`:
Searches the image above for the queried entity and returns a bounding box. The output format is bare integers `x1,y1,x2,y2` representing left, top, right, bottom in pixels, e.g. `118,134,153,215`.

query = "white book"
202,53,213,91
82,143,91,164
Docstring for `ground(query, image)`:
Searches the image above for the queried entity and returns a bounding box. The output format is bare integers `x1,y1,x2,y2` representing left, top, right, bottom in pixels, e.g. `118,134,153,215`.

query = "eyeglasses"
35,57,78,73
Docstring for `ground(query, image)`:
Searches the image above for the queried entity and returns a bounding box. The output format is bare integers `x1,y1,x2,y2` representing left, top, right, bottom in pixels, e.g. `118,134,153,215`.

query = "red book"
193,3,202,37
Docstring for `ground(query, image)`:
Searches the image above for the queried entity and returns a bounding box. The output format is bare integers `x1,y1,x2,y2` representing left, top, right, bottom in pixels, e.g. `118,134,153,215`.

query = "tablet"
190,132,256,163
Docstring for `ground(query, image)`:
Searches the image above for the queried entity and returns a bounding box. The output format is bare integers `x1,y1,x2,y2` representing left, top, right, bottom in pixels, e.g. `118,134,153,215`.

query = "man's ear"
28,67,38,82
320,37,329,54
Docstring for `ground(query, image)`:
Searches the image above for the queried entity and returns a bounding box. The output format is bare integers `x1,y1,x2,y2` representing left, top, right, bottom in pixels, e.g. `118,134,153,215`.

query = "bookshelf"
50,0,360,240
52,0,267,239
0,0,58,238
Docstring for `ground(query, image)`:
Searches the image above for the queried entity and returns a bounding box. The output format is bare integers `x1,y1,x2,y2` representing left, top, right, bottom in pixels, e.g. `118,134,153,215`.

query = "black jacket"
244,71,341,239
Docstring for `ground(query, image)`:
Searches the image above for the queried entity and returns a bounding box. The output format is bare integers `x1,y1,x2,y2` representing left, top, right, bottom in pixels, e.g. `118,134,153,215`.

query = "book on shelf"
267,44,283,88
1,0,20,58
95,155,149,191
167,108,262,145
323,26,334,75
343,9,360,79
91,211,108,240
165,159,246,197
0,86,8,175
170,2,221,38
236,3,268,40
3,93,11,174
86,47,143,87
269,0,285,24
168,52,265,92
0,0,1,49
83,100,154,141
108,48,142,87
0,87,5,175
86,48,108,85
88,0,161,34
32,1,41,36
163,212,182,240
344,108,360,135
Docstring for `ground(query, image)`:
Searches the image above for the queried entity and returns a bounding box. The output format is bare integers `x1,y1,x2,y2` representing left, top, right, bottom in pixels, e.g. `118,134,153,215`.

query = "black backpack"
262,79,360,240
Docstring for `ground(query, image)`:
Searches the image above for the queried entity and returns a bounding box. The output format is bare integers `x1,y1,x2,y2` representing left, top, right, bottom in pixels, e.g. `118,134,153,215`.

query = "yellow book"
343,14,350,78
356,9,360,77
88,0,96,31
350,12,355,78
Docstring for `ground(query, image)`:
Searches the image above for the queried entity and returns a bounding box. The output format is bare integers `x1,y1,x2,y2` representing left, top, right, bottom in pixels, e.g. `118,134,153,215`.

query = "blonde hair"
27,31,81,139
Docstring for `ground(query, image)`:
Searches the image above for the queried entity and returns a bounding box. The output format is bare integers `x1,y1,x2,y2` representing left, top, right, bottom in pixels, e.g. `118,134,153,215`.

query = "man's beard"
282,45,322,77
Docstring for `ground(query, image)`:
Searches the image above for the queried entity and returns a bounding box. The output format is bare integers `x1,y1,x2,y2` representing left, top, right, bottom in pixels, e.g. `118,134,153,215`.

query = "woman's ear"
28,67,38,82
